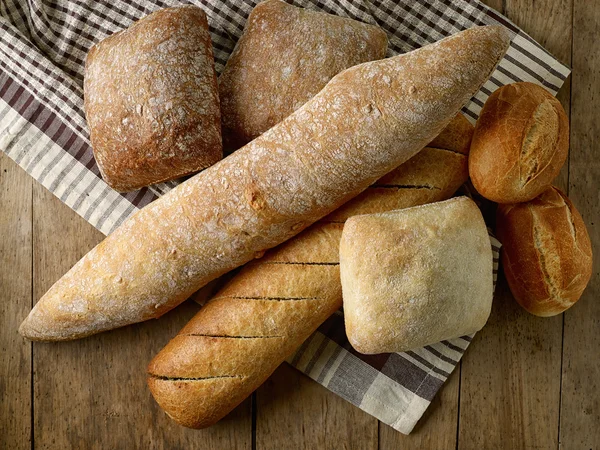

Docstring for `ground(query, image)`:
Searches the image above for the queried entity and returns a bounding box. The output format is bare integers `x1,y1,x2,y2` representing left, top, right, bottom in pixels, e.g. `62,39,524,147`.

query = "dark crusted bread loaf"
84,6,222,192
219,0,388,151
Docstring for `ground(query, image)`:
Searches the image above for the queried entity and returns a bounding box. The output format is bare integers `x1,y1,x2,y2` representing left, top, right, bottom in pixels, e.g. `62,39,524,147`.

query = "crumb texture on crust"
340,196,493,355
84,6,222,192
219,0,389,151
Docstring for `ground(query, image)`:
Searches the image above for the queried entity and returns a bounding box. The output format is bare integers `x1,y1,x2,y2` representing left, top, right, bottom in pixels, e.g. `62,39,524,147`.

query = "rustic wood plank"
0,154,32,450
459,274,563,449
31,185,252,449
379,365,460,449
256,364,378,450
482,0,503,13
559,1,600,447
458,2,571,448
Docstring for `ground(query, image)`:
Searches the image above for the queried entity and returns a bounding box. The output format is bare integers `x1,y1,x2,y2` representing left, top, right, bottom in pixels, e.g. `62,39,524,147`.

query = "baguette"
20,25,509,341
147,114,473,428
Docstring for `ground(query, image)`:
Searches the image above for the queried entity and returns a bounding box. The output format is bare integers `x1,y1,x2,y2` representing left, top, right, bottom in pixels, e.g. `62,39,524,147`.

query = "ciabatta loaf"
20,26,509,341
219,0,388,151
84,6,222,191
341,196,493,354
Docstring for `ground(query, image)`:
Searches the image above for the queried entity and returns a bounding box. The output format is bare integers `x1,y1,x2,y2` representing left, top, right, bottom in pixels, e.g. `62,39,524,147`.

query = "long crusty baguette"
20,25,509,341
147,114,473,428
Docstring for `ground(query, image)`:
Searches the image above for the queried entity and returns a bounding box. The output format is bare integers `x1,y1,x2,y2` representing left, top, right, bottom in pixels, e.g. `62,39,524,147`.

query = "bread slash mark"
519,99,559,186
185,334,283,339
426,146,468,156
263,261,339,266
371,184,441,190
148,373,245,381
213,295,319,301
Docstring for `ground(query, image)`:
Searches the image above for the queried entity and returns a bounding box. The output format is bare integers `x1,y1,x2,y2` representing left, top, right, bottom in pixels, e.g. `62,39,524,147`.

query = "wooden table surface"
1,0,599,449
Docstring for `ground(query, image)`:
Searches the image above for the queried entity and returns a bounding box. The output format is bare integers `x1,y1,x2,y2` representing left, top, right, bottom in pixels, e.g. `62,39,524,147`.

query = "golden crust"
326,114,471,222
146,113,476,428
469,82,569,203
496,186,592,316
21,25,508,342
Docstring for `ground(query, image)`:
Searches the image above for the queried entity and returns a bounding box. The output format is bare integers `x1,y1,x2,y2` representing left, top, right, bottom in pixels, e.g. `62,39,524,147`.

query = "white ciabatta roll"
147,114,473,429
340,197,493,354
19,26,509,341
496,186,592,316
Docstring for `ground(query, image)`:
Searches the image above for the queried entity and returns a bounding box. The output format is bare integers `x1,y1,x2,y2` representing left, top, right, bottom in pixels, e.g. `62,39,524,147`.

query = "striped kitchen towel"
0,0,568,435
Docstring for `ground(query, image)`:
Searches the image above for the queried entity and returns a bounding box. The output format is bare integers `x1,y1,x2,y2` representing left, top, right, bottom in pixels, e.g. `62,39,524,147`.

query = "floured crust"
146,114,474,429
20,26,508,344
340,197,494,354
469,82,569,203
219,0,388,151
84,6,222,192
496,186,592,316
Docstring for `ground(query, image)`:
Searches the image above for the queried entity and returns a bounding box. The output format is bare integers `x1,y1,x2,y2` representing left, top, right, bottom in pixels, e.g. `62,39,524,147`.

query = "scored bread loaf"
469,82,569,203
20,25,509,341
147,114,473,429
219,0,388,151
496,186,592,316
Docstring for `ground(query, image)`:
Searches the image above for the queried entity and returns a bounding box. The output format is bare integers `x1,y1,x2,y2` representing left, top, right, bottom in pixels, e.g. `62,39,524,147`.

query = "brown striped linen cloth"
0,0,569,435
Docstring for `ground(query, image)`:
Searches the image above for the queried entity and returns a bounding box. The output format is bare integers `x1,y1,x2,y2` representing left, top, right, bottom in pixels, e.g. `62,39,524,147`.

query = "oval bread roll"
496,186,592,316
469,82,569,203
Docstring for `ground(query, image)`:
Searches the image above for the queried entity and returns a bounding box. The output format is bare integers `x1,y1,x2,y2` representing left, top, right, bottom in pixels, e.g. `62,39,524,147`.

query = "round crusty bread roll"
469,82,569,203
496,186,592,316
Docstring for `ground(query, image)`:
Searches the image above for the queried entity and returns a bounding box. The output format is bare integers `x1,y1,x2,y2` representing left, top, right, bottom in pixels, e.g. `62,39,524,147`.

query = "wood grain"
559,1,600,447
256,364,378,450
3,1,599,448
458,2,571,449
459,274,563,449
31,184,252,450
0,154,32,450
379,366,460,449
